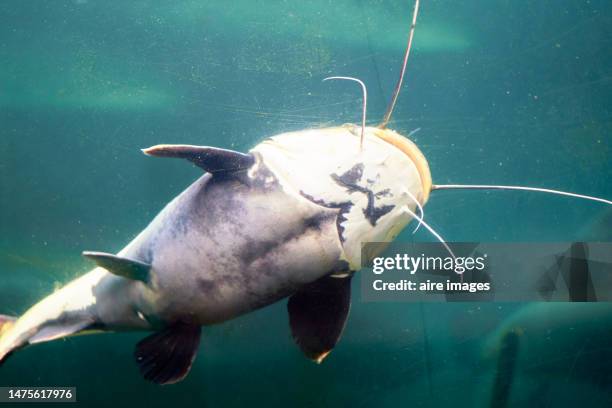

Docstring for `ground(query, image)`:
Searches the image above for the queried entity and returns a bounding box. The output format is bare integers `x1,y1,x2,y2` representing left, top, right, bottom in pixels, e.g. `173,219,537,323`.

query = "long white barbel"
400,205,457,262
323,76,368,150
404,189,425,233
431,184,612,206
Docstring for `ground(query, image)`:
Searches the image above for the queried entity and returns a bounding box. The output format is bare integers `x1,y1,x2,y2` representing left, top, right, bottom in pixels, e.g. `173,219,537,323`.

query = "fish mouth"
372,128,432,203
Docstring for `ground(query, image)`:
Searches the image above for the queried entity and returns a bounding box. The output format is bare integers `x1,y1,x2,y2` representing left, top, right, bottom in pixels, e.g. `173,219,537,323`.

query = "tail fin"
0,275,98,365
0,315,16,331
0,314,18,365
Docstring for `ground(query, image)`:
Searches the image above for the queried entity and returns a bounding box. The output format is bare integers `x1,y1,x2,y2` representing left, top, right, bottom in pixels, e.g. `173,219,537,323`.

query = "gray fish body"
0,126,429,383
95,161,343,329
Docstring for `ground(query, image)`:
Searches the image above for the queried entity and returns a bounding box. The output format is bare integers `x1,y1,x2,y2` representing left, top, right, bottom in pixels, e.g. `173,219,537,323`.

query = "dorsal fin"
142,145,254,174
83,251,150,282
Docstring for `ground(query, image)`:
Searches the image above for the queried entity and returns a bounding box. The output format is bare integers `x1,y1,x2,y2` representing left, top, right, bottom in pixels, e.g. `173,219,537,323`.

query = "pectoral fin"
287,275,352,363
82,251,150,283
142,145,254,174
134,323,202,385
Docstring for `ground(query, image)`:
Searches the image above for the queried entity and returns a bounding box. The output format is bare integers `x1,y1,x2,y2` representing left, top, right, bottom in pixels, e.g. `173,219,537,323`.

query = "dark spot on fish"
303,212,332,231
198,175,249,226
144,247,155,265
336,203,353,243
375,189,392,198
299,190,348,209
331,172,395,226
363,204,395,225
197,278,216,293
239,211,336,265
336,163,364,185
241,239,284,266
130,244,155,268
299,190,353,243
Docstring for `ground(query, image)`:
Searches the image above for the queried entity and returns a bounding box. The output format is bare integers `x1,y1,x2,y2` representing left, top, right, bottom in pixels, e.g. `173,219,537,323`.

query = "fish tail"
0,314,18,364
0,280,97,365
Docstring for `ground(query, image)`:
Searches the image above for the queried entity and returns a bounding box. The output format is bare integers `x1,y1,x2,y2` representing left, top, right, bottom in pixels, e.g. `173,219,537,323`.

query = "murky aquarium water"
1,0,611,407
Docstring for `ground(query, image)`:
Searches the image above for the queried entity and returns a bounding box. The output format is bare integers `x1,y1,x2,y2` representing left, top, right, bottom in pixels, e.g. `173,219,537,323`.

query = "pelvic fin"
82,251,150,283
287,274,352,363
134,323,202,385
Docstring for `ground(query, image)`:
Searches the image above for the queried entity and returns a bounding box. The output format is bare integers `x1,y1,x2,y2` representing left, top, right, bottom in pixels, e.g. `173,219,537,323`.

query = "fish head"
251,124,432,269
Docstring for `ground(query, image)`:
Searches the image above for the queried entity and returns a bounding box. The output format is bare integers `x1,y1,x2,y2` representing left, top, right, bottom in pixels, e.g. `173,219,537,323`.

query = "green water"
1,0,611,406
